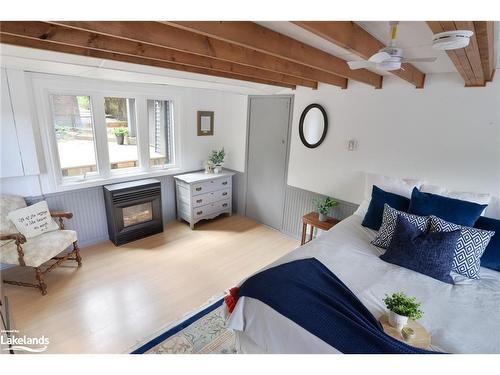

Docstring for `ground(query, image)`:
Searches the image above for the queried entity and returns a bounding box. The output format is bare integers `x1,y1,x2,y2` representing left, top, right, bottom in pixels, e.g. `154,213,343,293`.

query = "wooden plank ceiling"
0,21,495,89
427,21,495,86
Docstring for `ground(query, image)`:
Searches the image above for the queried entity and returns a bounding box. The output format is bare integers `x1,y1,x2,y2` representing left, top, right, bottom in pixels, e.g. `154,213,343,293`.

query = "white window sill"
43,167,188,194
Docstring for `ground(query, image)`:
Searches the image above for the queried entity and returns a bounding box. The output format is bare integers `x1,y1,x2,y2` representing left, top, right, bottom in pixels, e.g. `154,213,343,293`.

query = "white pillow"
7,201,60,238
354,173,424,217
485,196,500,219
420,184,491,216
420,184,491,205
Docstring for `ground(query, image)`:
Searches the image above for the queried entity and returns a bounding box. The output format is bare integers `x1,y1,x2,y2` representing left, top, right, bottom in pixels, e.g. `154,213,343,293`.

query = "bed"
226,213,500,354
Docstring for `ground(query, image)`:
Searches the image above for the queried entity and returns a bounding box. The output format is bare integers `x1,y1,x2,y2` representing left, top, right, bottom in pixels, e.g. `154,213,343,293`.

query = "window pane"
147,100,174,167
105,97,138,170
51,95,97,178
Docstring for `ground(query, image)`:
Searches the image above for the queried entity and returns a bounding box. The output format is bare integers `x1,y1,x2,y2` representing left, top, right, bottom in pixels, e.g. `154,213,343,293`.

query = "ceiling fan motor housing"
377,47,403,70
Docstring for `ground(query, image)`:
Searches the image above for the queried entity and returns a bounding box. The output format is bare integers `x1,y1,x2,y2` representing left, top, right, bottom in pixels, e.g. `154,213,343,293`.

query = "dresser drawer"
192,188,230,208
192,177,230,196
192,199,231,219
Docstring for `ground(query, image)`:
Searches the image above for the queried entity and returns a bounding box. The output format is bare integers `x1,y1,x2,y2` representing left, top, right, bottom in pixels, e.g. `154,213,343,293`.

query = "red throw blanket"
224,287,239,313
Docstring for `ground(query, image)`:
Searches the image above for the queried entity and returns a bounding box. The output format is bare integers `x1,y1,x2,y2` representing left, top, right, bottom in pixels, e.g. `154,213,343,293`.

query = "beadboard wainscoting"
15,171,355,248
26,175,176,247
282,185,359,239
23,171,245,248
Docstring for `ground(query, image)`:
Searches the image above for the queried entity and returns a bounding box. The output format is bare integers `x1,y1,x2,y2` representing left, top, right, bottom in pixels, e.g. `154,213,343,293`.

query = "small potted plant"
383,292,423,331
313,197,338,221
114,127,128,145
209,148,225,174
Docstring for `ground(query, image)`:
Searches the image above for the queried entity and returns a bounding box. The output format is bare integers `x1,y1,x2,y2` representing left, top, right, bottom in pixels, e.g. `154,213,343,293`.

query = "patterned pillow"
429,216,495,279
372,204,430,249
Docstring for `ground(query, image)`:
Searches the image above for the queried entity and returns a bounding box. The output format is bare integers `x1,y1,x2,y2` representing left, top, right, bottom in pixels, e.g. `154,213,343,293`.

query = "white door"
245,96,292,230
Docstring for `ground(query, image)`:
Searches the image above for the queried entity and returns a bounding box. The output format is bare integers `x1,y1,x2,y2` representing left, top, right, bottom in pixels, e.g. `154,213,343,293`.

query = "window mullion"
136,98,149,171
92,94,111,178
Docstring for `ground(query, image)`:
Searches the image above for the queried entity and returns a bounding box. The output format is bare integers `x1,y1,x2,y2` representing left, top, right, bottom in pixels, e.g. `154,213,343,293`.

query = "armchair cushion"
0,229,77,267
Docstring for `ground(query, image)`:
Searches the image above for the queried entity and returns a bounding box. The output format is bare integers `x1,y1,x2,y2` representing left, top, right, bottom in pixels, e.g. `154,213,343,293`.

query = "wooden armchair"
0,195,82,295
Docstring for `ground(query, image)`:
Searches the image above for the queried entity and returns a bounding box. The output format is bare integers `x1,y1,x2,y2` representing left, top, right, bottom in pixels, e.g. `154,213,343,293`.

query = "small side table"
301,212,341,245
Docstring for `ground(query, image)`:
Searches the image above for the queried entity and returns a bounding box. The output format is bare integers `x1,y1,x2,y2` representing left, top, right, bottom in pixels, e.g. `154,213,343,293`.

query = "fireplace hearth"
103,179,163,245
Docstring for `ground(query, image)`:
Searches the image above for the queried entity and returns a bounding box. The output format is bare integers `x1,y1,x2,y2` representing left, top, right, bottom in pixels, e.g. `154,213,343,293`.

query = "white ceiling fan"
347,22,438,71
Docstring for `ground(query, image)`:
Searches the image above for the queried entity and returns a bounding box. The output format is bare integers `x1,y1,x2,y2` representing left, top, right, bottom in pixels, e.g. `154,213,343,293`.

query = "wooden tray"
379,314,431,350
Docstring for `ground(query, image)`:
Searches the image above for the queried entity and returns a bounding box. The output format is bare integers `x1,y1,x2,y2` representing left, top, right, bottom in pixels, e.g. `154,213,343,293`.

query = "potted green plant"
114,127,128,145
313,197,338,221
209,148,225,174
383,292,424,331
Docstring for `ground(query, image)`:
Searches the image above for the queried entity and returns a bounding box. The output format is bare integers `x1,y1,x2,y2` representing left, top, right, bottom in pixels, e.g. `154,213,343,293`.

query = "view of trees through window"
51,94,174,180
52,94,97,178
104,97,138,171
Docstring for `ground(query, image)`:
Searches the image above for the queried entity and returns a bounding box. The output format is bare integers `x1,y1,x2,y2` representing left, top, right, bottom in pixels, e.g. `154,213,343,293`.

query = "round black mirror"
299,104,328,148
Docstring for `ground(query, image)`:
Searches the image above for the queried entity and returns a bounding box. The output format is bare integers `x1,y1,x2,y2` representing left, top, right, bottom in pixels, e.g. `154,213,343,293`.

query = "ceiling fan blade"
402,57,437,63
347,60,372,70
368,52,392,63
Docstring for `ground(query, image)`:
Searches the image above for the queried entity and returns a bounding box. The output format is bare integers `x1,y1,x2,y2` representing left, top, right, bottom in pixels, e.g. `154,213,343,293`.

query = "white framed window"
50,94,99,179
147,99,175,169
104,96,139,172
32,75,180,193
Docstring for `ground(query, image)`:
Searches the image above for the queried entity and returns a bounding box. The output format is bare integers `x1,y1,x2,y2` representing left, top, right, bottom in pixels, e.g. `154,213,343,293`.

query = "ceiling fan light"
432,30,474,50
376,60,401,71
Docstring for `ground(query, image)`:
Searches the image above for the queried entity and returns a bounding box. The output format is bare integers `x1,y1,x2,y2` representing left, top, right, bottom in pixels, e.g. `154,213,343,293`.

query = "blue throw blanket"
237,258,438,354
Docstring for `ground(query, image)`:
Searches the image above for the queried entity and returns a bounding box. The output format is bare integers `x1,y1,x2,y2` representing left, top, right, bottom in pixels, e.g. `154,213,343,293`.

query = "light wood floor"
1,215,298,354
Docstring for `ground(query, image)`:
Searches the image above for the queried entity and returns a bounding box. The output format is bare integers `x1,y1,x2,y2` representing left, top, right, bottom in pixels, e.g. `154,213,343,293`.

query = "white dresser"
174,171,235,229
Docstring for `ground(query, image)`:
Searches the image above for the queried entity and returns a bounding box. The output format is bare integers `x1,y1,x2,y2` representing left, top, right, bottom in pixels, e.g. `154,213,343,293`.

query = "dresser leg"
190,222,195,230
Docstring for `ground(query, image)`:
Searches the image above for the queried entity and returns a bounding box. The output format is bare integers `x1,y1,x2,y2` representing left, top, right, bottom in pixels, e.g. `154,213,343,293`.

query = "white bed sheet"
227,214,500,354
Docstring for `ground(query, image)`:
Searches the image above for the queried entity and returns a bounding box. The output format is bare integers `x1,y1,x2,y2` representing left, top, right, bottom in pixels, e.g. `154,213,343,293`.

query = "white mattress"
227,214,500,354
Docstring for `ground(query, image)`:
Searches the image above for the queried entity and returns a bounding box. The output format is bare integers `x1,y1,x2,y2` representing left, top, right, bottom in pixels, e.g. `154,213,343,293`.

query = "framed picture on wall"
197,111,214,136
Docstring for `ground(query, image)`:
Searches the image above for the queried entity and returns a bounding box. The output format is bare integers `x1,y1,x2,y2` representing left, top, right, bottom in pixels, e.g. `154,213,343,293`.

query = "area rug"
131,299,237,354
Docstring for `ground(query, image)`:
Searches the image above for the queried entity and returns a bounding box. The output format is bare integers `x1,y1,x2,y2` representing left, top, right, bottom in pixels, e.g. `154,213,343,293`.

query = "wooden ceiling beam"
427,21,491,87
454,21,485,85
161,21,382,88
47,21,347,88
293,21,426,88
0,33,297,89
427,21,474,85
473,21,495,82
0,22,315,89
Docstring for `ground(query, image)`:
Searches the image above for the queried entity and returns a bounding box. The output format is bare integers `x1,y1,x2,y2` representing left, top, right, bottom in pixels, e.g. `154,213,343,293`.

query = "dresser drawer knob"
222,181,228,185
222,192,228,196
222,203,228,207
196,199,202,203
195,187,202,191
196,210,203,215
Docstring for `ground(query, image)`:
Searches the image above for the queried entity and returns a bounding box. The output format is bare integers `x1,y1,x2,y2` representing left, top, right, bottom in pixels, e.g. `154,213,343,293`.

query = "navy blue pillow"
380,216,461,284
361,185,410,231
474,216,500,272
408,187,487,227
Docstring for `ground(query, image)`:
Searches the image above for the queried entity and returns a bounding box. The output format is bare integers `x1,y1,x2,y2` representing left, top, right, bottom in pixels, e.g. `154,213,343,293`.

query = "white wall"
288,73,500,204
0,71,248,196
177,87,247,173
